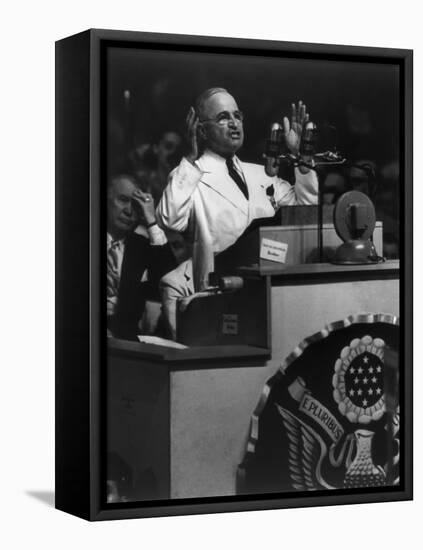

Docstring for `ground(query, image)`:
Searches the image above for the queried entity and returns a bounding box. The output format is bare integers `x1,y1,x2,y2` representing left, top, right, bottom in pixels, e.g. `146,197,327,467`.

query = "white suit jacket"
157,149,318,291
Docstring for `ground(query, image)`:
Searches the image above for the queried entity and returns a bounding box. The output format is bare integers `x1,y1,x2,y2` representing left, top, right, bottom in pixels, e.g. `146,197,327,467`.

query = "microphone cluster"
264,121,346,177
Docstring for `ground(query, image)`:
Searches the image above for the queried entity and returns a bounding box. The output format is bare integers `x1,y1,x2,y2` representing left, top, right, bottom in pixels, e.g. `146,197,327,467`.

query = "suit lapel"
242,161,275,222
197,151,249,215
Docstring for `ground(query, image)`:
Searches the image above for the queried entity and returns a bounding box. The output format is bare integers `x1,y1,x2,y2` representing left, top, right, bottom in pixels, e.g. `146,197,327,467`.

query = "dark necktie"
226,157,249,200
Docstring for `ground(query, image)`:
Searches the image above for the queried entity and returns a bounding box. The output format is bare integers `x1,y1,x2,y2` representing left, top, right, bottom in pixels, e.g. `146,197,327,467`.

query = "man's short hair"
195,87,229,120
108,174,137,194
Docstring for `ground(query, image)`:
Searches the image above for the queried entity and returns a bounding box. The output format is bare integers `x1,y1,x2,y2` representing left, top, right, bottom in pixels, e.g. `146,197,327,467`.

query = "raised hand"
132,189,156,226
185,106,199,164
283,100,309,156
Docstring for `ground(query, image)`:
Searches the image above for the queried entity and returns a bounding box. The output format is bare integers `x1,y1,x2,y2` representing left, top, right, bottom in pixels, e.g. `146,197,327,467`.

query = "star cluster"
344,353,384,409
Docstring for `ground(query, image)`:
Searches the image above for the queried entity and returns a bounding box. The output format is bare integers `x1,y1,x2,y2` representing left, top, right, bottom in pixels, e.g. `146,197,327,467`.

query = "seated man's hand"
132,189,156,226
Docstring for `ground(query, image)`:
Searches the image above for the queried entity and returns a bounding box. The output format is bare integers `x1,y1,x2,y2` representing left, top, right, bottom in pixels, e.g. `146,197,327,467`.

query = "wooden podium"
107,261,399,502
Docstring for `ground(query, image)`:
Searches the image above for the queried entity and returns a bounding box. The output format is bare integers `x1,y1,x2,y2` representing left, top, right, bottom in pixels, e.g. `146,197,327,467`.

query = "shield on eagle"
237,314,400,495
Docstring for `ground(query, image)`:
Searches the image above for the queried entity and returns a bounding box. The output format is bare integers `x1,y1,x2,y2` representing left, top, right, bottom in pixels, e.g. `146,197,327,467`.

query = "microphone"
300,121,318,157
263,120,346,174
265,122,284,176
208,273,244,292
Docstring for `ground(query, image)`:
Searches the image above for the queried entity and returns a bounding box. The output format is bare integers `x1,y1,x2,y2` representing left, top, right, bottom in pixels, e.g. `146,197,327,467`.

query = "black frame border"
56,28,413,521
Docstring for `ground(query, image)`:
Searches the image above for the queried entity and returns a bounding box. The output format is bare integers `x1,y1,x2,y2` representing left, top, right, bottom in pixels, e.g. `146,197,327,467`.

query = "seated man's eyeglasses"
200,110,244,126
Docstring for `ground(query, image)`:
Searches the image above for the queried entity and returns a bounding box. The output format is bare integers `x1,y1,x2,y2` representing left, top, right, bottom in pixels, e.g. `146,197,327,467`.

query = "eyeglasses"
200,110,244,126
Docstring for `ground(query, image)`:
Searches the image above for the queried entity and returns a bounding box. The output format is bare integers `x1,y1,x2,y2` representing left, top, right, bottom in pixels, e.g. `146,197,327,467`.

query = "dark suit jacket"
109,232,176,340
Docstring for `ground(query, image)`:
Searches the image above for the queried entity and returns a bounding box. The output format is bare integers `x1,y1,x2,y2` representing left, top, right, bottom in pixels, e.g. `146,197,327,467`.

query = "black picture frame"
55,28,412,521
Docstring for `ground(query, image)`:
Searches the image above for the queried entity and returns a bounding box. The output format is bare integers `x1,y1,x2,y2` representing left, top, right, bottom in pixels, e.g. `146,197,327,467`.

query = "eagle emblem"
238,316,400,495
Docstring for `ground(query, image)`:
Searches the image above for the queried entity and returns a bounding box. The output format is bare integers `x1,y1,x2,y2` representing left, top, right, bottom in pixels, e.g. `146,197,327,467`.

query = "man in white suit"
157,87,318,338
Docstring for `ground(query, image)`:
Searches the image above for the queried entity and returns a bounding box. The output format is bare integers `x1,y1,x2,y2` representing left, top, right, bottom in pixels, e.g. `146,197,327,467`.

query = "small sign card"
260,238,288,264
222,314,239,335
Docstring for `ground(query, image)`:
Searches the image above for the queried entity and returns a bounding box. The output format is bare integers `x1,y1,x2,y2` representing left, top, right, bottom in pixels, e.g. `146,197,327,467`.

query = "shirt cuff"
184,156,200,168
147,224,168,246
294,166,318,185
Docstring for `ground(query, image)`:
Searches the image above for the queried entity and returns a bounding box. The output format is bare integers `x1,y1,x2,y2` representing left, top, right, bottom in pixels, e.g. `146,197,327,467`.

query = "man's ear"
197,122,206,141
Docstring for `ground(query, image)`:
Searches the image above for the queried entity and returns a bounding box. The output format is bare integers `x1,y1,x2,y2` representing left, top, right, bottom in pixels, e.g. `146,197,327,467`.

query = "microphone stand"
265,121,346,263
294,153,346,263
318,173,324,261
266,147,346,264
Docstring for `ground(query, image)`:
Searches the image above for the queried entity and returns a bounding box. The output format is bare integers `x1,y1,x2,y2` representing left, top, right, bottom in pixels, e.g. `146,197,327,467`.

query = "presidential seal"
238,315,400,495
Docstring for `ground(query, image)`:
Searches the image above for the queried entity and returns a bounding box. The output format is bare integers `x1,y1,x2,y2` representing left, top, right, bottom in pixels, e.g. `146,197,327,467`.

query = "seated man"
107,174,176,340
157,88,319,339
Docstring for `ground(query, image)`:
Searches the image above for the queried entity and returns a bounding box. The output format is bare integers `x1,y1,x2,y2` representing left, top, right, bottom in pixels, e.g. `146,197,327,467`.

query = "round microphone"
218,276,244,292
300,121,317,156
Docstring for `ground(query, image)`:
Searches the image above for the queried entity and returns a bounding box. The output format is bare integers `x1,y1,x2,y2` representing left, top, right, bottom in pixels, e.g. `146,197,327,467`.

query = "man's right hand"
185,106,199,164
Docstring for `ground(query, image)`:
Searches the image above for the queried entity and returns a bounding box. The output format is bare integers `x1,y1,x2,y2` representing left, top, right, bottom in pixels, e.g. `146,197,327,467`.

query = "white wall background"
0,1,420,548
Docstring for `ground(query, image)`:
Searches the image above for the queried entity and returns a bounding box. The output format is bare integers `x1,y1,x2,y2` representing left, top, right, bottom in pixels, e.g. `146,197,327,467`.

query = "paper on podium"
137,335,189,349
